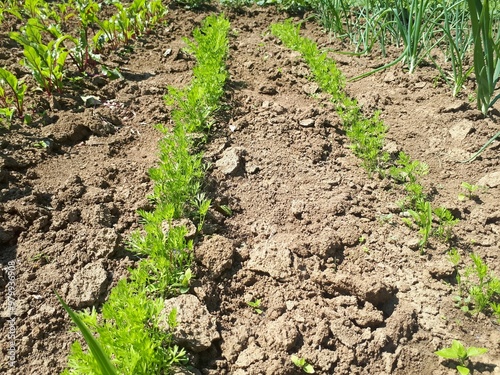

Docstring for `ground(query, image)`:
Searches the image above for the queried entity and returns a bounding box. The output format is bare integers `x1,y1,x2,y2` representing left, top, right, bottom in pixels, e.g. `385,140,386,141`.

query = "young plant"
113,3,135,44
271,20,388,174
466,0,500,115
219,0,254,9
0,67,27,128
95,17,119,50
143,0,168,31
458,182,481,200
313,0,351,37
62,15,230,374
56,292,118,375
171,268,193,294
389,151,429,184
165,14,230,133
66,0,100,72
435,340,488,375
454,253,500,320
191,192,211,232
403,201,433,249
291,355,315,374
465,254,500,314
10,18,70,95
435,2,474,97
434,206,459,242
447,247,461,268
247,299,263,315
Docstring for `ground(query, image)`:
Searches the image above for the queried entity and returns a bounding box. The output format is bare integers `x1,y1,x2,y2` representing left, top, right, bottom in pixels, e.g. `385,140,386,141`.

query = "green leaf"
291,355,302,366
435,347,459,360
466,347,488,357
452,340,467,360
55,292,118,375
457,365,470,375
303,363,315,374
0,68,18,90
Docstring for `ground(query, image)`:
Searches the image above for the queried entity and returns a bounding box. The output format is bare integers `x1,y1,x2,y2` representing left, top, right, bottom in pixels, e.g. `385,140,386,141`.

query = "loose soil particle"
1,4,499,375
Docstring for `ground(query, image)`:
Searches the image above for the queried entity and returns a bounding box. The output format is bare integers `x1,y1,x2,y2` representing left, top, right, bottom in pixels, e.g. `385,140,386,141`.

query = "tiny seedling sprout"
291,355,315,374
246,299,263,314
435,340,488,375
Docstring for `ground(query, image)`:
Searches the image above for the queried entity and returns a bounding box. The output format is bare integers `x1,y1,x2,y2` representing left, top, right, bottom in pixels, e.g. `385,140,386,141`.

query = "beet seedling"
0,67,27,128
246,299,263,314
291,355,315,374
435,340,488,375
10,18,70,95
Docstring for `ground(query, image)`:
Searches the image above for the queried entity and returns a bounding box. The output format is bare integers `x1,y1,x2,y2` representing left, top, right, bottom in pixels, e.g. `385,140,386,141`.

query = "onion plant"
349,0,445,80
313,0,352,38
392,0,443,74
435,0,474,97
467,0,500,115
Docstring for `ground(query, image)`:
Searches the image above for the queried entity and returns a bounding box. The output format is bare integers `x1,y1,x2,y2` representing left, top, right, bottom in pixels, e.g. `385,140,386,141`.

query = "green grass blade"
56,292,118,375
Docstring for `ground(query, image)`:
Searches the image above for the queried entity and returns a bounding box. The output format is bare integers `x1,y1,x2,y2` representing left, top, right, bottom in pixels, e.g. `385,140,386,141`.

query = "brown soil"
1,4,499,375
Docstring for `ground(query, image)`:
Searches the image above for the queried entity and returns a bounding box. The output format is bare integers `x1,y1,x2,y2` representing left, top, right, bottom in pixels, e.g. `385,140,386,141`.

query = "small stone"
247,238,293,279
194,235,234,279
478,171,500,188
299,119,315,127
171,367,202,375
65,262,109,308
246,164,260,174
407,238,421,250
290,200,306,218
285,301,296,310
347,301,384,328
215,147,246,175
383,141,401,155
43,121,92,144
159,294,220,352
383,71,397,83
440,102,469,113
486,210,500,224
427,261,455,279
319,269,397,307
87,228,120,258
81,95,101,107
235,343,265,368
449,120,474,141
259,85,277,95
303,82,320,95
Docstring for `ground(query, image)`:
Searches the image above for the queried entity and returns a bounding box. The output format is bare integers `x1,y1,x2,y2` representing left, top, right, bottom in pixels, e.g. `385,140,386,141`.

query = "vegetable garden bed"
0,1,499,374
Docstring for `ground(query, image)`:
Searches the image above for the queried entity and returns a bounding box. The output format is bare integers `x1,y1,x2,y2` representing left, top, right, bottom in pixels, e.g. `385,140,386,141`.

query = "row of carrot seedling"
271,20,500,372
58,14,230,375
0,0,167,128
271,19,458,251
264,0,500,116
